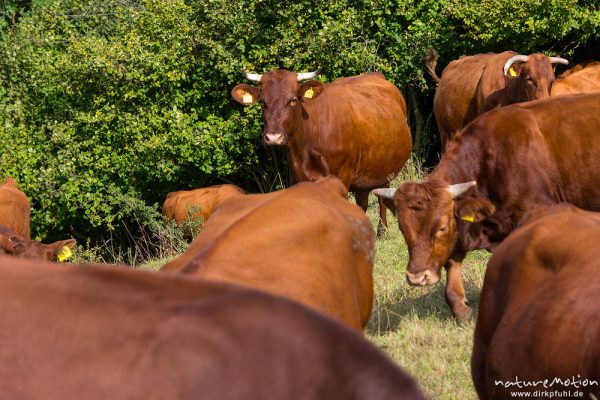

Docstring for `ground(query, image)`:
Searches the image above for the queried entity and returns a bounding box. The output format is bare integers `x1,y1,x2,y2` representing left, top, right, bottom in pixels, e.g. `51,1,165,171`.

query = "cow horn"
243,69,262,82
447,181,477,199
549,57,569,66
296,68,321,81
372,188,397,200
503,55,530,76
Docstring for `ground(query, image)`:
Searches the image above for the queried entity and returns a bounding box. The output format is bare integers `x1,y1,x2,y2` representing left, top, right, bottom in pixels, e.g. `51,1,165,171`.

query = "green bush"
0,0,597,251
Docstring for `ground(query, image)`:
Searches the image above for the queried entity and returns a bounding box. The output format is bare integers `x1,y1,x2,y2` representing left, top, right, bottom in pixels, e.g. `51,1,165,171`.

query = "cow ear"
49,239,77,262
372,188,398,216
231,84,260,105
454,198,495,223
0,234,14,254
506,63,522,78
299,80,324,100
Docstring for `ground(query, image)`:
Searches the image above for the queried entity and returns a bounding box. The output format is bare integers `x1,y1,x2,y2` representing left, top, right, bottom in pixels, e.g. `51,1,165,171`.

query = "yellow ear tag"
509,67,518,77
304,88,314,99
461,214,475,222
242,92,253,104
57,246,72,262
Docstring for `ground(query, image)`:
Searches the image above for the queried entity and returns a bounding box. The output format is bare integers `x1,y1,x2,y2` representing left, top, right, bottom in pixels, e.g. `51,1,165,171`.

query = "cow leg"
376,187,388,238
444,257,471,324
354,191,369,213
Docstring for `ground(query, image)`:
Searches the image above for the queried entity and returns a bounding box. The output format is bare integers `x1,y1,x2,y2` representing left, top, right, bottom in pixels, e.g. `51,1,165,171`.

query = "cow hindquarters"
444,256,471,324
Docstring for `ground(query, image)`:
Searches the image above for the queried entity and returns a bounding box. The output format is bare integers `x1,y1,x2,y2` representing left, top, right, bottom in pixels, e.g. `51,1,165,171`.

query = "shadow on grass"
367,275,484,335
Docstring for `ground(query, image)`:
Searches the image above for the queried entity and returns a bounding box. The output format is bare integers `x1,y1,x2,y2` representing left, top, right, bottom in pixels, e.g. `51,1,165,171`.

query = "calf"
0,176,31,239
375,91,600,322
0,255,426,400
162,177,375,330
472,204,600,399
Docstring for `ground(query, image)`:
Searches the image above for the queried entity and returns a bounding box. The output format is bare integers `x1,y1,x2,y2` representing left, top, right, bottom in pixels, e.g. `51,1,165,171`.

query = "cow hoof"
376,225,387,239
454,308,472,325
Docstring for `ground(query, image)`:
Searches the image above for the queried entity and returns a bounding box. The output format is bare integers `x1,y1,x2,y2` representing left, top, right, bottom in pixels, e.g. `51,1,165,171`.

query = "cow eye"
289,98,298,106
435,225,448,238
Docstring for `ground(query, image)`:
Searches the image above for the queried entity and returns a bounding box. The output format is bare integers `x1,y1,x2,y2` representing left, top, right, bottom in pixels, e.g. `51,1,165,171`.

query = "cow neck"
429,133,486,191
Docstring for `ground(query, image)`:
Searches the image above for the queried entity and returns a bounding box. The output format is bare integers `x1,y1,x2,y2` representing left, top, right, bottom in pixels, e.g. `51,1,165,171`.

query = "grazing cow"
551,61,600,96
425,49,569,145
162,184,245,235
374,92,600,322
231,69,412,236
472,204,600,400
0,225,76,262
0,176,31,239
162,177,375,330
0,256,426,400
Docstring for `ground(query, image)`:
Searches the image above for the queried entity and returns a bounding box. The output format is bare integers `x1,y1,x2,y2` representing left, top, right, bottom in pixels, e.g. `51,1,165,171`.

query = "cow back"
162,177,375,330
0,177,31,239
551,61,600,96
472,204,600,399
0,256,425,400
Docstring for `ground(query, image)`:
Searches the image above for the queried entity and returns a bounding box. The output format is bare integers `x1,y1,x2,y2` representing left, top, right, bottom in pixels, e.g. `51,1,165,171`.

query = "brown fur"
551,61,600,96
232,70,412,236
472,204,600,399
433,51,562,145
0,255,426,400
388,92,600,321
0,176,31,239
162,177,375,331
162,184,245,228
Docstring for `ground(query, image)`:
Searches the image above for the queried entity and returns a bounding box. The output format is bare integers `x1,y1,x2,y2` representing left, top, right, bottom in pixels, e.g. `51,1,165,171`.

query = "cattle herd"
0,49,599,399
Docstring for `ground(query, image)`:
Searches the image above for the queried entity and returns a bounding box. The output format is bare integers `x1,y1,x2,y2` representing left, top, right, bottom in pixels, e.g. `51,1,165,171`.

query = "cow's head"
503,53,568,101
374,180,495,286
231,69,324,146
0,234,76,262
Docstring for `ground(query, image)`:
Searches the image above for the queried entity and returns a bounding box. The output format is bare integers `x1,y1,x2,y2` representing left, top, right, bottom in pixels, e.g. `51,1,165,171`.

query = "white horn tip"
447,181,477,199
372,188,397,199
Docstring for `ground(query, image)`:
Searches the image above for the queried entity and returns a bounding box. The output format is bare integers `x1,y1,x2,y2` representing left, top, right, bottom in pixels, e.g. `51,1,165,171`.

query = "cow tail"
424,48,441,84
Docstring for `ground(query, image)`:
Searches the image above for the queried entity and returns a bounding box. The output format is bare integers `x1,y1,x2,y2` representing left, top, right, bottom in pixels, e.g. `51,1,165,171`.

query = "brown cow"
375,91,600,322
0,255,426,400
0,176,31,239
162,177,375,330
231,69,412,236
426,49,569,145
551,61,600,96
472,204,600,399
0,224,76,261
162,184,245,235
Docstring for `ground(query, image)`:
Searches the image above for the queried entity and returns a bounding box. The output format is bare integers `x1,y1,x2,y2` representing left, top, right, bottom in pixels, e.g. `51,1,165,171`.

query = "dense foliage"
0,0,598,246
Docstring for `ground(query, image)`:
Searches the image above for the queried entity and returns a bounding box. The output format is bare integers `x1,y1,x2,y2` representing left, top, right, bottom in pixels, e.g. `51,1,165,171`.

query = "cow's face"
232,69,324,146
376,180,494,286
505,53,568,102
0,234,76,262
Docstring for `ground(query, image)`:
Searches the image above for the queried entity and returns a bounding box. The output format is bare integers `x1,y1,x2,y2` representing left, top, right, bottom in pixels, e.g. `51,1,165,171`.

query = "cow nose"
264,132,286,145
406,270,438,286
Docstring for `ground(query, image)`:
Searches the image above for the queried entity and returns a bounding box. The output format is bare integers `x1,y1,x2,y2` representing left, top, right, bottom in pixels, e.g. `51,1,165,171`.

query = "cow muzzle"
263,132,287,146
406,269,440,286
